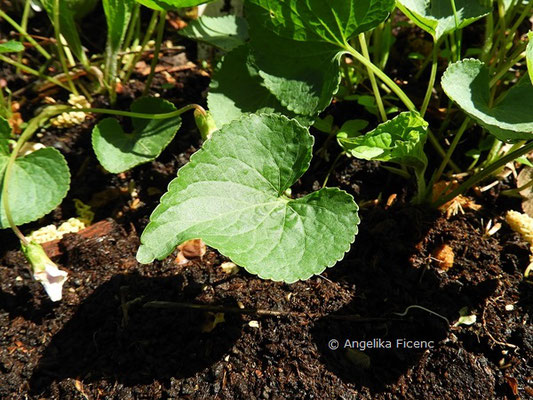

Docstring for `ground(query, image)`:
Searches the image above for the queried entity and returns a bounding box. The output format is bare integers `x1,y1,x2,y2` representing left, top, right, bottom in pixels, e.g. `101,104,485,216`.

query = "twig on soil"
482,300,518,349
392,305,450,325
143,301,404,323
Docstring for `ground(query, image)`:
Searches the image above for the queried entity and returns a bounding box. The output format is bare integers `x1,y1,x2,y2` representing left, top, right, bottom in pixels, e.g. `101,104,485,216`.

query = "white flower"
33,262,68,302
21,241,68,302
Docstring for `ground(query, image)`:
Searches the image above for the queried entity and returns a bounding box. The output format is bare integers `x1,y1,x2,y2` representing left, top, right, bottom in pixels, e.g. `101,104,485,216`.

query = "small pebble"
248,320,259,328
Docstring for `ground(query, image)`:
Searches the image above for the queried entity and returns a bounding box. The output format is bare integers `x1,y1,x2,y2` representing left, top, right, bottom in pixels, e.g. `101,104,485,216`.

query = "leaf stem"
420,40,439,117
433,141,533,208
345,45,416,112
0,9,52,60
74,103,206,120
53,0,77,94
124,10,159,82
358,33,386,122
143,11,167,96
0,54,70,90
431,117,470,186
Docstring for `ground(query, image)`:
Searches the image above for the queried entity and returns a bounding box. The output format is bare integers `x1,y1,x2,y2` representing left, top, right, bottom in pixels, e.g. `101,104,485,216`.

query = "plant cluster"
0,0,532,300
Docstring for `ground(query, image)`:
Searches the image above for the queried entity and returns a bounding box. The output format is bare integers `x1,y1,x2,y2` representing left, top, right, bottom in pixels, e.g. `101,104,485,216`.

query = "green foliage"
207,45,312,128
137,113,359,283
135,0,216,10
338,112,428,170
442,59,533,142
41,0,88,65
397,0,491,41
0,118,11,155
0,123,70,229
103,0,135,80
0,40,24,53
65,0,99,19
179,15,249,52
92,97,182,173
526,31,533,84
245,0,395,116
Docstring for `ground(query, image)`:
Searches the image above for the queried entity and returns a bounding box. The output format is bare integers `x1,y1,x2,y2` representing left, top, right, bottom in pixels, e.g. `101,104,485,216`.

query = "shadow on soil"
29,273,242,392
311,205,500,394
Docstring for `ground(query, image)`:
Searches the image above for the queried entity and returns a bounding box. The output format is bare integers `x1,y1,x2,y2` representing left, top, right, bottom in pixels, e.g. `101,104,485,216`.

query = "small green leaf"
527,32,533,84
92,97,181,173
337,119,369,139
397,0,491,41
0,148,70,229
136,0,215,10
103,0,135,62
0,40,24,53
207,45,312,127
338,111,428,169
137,113,359,283
442,59,533,142
179,15,248,52
246,0,395,116
0,117,11,155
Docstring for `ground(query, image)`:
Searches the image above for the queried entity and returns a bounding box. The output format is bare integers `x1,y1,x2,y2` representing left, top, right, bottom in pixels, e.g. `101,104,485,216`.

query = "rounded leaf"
441,59,533,142
0,148,70,229
137,113,359,283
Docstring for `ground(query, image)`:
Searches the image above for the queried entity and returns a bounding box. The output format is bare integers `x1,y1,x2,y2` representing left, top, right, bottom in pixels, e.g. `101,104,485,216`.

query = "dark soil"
1,5,532,400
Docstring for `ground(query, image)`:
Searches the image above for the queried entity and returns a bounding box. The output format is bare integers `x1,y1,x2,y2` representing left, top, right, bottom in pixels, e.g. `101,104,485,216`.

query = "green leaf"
246,0,395,116
179,15,248,52
0,148,70,229
527,31,533,84
337,119,369,139
65,0,99,19
136,0,215,10
41,0,88,65
103,0,135,86
137,113,359,283
441,59,533,142
103,0,135,57
92,97,182,173
338,111,428,169
207,45,313,127
397,0,491,41
0,117,11,156
0,40,24,53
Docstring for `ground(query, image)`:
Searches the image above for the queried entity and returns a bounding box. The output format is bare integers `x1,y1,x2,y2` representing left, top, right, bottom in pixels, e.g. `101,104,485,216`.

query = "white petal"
34,264,68,302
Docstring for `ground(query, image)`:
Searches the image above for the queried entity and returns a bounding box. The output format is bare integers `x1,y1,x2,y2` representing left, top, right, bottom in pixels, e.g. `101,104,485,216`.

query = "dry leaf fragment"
432,244,454,271
517,166,533,217
432,181,481,218
175,239,206,265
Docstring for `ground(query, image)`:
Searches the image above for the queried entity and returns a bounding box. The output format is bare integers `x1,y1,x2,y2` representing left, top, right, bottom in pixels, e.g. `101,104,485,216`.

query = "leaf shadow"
29,272,242,393
311,206,499,393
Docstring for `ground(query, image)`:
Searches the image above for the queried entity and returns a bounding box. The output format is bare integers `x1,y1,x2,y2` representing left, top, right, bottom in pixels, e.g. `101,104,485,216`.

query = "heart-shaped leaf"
207,45,312,128
0,40,24,53
245,0,395,116
338,111,428,169
179,15,249,52
92,97,182,173
397,0,491,41
137,113,359,283
441,59,533,142
0,147,70,229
